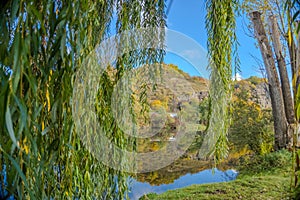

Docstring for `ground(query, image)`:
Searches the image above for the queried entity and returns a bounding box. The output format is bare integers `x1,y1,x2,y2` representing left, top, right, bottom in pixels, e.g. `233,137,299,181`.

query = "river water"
128,168,238,200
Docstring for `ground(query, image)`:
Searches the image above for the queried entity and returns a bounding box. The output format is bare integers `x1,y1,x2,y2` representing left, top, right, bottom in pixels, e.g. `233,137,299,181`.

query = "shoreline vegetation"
139,150,293,200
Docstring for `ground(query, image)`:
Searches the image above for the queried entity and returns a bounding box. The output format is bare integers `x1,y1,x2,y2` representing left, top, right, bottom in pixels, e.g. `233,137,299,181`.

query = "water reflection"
129,168,238,200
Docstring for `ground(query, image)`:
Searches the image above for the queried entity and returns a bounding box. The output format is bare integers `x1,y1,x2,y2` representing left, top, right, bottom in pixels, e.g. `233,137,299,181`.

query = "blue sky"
164,0,263,79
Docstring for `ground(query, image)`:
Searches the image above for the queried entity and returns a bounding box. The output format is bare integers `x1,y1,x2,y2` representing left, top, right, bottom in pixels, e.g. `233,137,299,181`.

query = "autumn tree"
230,82,273,154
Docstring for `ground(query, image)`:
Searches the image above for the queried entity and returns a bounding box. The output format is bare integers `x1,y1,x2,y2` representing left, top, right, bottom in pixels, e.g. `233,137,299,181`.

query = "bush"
238,150,292,175
229,86,274,154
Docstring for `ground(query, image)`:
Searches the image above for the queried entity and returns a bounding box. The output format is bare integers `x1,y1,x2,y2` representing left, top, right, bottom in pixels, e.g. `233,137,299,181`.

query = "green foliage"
241,0,275,19
246,76,265,85
198,97,210,126
238,150,292,176
204,0,239,161
229,87,274,154
0,0,166,199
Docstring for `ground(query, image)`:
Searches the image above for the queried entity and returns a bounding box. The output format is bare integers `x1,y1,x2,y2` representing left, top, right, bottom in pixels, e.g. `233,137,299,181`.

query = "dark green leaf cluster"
0,0,166,199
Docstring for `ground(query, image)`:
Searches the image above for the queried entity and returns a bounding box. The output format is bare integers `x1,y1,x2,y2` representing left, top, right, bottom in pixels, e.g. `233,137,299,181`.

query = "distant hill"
128,64,272,148
138,64,271,112
144,63,209,112
105,64,271,142
234,76,271,109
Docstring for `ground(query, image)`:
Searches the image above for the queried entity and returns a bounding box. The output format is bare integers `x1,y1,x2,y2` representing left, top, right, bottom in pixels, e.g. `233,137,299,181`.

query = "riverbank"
139,150,294,200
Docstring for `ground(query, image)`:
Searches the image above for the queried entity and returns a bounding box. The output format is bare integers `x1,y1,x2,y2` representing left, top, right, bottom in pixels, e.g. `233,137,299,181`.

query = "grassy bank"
140,150,294,200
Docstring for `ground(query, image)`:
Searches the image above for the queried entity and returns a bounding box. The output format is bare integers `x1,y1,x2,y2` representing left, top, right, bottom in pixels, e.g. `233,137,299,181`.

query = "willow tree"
0,0,165,199
201,0,239,161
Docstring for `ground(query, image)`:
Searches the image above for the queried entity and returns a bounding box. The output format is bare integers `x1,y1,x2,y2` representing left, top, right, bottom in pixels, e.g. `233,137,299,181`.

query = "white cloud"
233,73,242,81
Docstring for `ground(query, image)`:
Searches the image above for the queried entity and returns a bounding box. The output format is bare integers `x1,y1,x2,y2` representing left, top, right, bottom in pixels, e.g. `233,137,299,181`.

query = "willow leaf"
5,107,19,148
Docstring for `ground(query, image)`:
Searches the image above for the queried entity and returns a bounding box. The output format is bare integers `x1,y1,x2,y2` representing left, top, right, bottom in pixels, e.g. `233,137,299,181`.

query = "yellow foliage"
228,146,252,160
22,137,29,154
46,88,51,112
260,142,273,155
151,142,160,151
151,100,163,109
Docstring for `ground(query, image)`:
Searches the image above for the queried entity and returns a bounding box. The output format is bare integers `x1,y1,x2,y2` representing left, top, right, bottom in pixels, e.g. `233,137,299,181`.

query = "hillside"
123,64,273,156
144,63,209,112
137,64,271,114
108,63,270,114
111,63,272,134
234,76,271,109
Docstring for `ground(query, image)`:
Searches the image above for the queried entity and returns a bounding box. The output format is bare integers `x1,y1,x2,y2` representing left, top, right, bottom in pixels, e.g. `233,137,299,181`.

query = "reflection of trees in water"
135,159,234,186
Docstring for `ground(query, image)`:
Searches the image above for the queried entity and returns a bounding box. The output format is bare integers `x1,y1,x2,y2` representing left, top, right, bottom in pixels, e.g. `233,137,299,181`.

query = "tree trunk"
269,15,296,147
250,11,288,150
269,15,295,124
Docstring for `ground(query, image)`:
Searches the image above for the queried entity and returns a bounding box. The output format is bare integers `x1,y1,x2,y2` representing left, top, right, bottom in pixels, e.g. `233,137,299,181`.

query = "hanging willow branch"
0,0,166,199
201,0,239,162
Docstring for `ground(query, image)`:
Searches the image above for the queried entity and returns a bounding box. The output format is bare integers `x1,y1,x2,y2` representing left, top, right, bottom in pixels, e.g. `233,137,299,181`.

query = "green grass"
139,150,294,200
140,175,290,200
